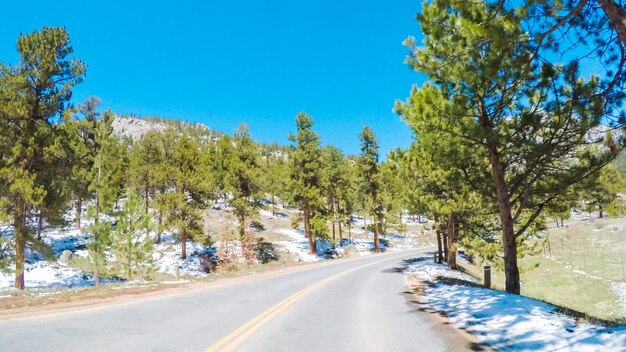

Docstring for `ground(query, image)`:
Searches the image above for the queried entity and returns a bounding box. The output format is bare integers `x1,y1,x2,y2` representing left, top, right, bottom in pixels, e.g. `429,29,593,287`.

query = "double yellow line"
205,253,408,352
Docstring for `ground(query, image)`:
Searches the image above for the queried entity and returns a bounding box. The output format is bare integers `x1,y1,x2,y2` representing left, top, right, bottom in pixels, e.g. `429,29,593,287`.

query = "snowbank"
0,261,96,290
406,258,626,351
274,228,324,262
153,232,214,277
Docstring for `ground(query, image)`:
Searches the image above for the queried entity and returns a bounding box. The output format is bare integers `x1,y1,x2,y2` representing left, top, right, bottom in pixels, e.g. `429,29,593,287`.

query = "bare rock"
58,250,73,265
344,245,360,258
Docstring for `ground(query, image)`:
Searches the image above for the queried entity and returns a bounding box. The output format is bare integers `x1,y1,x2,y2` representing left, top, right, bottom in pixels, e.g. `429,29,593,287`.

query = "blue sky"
0,1,424,156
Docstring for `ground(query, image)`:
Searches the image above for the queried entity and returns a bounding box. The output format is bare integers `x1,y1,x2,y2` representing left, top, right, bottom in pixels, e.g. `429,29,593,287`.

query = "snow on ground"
405,258,476,282
259,209,288,219
384,233,421,251
43,228,90,257
0,261,97,290
613,282,626,316
152,232,214,277
406,258,626,351
401,214,431,224
274,228,324,262
273,228,388,261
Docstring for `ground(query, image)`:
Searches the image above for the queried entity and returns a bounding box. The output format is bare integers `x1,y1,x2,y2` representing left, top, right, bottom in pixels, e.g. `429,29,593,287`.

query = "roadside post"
484,266,491,288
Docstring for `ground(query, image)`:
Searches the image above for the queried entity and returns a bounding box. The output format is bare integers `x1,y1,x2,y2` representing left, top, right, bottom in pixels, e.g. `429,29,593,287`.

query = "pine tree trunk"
94,162,101,288
597,0,626,46
181,227,188,260
14,205,26,290
238,213,246,241
373,212,381,253
331,219,336,246
75,197,82,230
489,147,521,295
442,224,449,262
144,182,150,214
94,258,100,287
37,212,44,240
447,213,458,270
348,222,352,243
338,222,343,247
128,231,132,280
271,195,276,216
157,211,163,243
436,219,443,265
363,215,367,233
599,206,604,218
303,202,316,255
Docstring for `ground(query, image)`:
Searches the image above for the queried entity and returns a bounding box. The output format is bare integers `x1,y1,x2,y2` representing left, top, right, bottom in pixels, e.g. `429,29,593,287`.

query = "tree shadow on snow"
399,255,626,351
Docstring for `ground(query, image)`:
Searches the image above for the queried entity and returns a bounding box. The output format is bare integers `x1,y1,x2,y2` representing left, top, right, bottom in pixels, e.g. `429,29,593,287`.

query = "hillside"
111,114,217,141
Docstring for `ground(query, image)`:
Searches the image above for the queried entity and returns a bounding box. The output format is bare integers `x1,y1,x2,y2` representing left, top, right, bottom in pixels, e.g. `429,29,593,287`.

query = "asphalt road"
0,249,476,352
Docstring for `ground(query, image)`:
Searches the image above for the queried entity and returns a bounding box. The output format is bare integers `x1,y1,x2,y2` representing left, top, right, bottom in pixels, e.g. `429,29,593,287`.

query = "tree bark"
348,222,352,243
338,222,343,247
181,227,188,260
156,210,163,243
363,215,367,233
373,212,381,253
436,224,443,264
597,0,626,46
488,146,521,294
329,198,336,246
434,213,442,263
303,202,316,255
447,213,458,270
14,206,26,290
75,197,82,230
37,212,44,241
599,205,604,218
144,181,150,214
442,224,449,262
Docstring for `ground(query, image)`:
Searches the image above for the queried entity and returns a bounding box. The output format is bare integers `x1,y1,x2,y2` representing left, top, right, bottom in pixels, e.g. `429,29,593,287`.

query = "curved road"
0,249,475,351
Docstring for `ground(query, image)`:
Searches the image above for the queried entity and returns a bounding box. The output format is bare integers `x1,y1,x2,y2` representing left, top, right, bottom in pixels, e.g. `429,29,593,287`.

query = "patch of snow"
612,282,626,315
153,234,214,277
274,228,322,262
407,258,626,351
161,280,191,285
0,261,105,290
405,259,477,282
259,209,288,219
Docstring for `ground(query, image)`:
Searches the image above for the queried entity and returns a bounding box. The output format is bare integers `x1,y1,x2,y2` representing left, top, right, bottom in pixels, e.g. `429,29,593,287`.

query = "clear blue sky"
0,0,425,156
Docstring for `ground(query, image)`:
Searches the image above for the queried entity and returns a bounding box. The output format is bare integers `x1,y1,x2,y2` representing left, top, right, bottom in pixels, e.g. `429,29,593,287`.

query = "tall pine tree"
0,27,86,289
289,113,326,255
357,126,382,253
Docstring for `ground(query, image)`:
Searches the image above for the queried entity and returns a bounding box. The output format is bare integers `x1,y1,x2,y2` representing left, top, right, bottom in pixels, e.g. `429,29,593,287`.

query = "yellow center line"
205,252,410,352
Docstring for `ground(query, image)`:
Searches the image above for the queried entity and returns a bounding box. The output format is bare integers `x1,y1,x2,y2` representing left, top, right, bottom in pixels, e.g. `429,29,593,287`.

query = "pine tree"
580,164,626,218
67,96,101,230
356,126,383,253
206,134,233,201
226,124,262,264
86,110,124,287
162,130,211,259
111,192,155,280
0,27,86,289
128,130,167,215
321,146,345,246
335,157,357,246
289,112,326,255
396,0,621,293
261,146,291,214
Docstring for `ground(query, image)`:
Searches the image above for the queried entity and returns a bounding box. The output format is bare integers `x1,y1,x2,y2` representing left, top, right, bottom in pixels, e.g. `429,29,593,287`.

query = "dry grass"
461,215,626,323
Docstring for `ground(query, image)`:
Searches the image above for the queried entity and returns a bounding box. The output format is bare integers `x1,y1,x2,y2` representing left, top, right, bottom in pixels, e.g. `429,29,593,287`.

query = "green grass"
471,216,626,322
